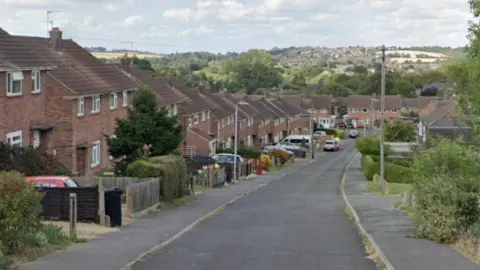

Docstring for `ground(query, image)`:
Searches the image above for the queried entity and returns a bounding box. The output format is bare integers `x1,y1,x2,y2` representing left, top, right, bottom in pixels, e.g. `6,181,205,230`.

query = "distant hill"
400,46,466,59
90,51,162,59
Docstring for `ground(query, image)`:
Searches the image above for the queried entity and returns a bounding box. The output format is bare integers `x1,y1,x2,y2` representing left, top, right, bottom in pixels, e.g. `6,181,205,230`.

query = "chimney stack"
49,27,63,51
120,53,132,69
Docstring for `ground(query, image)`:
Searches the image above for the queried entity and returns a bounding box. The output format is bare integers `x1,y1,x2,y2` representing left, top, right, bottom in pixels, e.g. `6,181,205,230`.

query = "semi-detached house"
347,95,402,128
0,27,138,175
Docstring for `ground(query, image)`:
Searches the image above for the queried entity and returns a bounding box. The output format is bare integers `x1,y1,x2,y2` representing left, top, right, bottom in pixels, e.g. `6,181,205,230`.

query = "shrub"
269,150,288,166
259,154,271,171
384,163,413,183
0,171,44,254
412,140,480,243
356,136,391,157
126,155,188,202
371,156,413,167
335,129,345,139
215,148,261,159
360,155,378,180
385,120,416,142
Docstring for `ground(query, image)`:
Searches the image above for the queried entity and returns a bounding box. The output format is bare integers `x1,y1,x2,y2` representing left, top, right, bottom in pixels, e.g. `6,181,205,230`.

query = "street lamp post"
309,106,315,159
380,45,386,194
233,100,249,184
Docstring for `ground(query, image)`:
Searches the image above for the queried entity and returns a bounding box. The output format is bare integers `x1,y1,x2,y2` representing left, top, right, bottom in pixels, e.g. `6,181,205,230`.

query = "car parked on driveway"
349,129,359,138
211,153,243,164
26,176,79,188
323,140,339,152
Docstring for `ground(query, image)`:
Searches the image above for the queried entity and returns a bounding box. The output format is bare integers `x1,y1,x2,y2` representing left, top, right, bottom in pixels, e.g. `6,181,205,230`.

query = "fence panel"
37,187,99,222
73,177,148,191
125,178,161,217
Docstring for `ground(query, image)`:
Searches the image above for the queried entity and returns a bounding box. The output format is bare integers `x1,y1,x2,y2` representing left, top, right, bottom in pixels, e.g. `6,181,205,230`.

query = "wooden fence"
37,187,99,222
125,178,161,217
73,176,149,190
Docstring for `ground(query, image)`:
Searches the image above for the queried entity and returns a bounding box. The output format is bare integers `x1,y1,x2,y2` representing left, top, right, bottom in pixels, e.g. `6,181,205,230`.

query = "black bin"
104,188,123,227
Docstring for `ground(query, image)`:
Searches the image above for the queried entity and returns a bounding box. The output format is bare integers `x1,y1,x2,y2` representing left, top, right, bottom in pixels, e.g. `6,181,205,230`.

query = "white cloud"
178,26,214,36
122,15,148,27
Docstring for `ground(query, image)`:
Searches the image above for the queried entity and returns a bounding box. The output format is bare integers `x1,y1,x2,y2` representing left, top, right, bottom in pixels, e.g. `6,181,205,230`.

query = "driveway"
133,140,375,270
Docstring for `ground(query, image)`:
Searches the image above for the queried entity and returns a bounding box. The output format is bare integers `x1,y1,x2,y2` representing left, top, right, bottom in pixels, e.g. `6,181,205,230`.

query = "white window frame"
91,141,101,168
320,108,327,113
207,110,210,119
6,71,23,97
193,114,199,124
109,93,118,109
227,116,231,125
31,71,41,93
77,97,85,117
92,95,101,113
122,91,128,107
201,111,206,121
6,131,22,147
173,103,178,115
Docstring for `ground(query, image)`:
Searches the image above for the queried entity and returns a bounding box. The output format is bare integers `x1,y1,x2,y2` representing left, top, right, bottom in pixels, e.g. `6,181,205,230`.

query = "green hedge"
335,129,345,138
361,155,413,183
356,136,391,157
371,156,413,167
215,148,261,159
126,155,188,202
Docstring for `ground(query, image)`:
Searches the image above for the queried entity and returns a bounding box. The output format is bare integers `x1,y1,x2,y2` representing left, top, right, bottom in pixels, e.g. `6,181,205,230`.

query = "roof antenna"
47,10,61,37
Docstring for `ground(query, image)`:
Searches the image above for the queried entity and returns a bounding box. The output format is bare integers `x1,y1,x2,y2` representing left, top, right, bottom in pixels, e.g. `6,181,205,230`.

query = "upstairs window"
6,71,23,96
109,93,118,109
92,95,101,113
31,71,41,93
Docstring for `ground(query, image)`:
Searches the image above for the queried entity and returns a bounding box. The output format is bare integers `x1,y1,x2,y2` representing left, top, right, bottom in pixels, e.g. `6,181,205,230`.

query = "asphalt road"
133,140,376,270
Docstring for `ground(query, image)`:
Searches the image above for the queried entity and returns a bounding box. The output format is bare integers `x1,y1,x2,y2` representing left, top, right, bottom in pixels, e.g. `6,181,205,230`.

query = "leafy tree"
133,56,153,71
394,80,417,98
336,104,348,118
108,88,183,175
384,120,416,142
322,82,351,97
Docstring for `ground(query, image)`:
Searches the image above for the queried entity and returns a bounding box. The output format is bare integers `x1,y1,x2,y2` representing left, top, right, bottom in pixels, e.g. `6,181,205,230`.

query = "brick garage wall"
0,71,49,146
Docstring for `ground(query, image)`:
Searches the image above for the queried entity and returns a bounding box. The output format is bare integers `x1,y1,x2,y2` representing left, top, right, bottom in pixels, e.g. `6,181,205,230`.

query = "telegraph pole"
380,45,386,194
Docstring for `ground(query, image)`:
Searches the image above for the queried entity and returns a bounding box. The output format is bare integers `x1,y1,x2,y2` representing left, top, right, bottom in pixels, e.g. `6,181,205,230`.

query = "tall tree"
322,82,352,97
108,88,183,175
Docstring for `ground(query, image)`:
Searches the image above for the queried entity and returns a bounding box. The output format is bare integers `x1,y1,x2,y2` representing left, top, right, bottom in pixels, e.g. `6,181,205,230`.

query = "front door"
76,148,87,176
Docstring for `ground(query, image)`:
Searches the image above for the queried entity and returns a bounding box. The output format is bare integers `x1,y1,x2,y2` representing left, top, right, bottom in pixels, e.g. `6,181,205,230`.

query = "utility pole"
380,45,386,194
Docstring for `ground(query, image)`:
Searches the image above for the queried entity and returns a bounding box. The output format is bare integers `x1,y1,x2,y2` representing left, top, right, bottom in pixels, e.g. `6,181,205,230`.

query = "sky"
0,0,475,54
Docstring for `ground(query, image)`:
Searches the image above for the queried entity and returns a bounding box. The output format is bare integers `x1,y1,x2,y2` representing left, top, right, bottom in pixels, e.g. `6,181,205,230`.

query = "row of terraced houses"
0,27,315,176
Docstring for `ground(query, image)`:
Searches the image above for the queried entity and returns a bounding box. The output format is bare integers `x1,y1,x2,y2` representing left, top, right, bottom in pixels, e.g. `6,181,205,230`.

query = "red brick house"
347,95,402,128
1,27,139,175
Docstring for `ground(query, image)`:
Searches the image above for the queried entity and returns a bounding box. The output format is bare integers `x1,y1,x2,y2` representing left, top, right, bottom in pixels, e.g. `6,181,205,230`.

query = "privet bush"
0,171,44,254
126,155,188,202
412,140,480,243
355,136,391,157
361,155,413,183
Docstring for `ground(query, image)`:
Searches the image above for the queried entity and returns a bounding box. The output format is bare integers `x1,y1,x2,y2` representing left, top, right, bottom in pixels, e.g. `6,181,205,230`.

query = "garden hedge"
126,155,188,202
360,155,413,183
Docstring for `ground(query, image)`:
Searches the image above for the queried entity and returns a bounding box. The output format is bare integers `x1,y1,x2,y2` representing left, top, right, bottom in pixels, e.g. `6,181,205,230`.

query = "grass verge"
157,195,196,211
368,181,411,196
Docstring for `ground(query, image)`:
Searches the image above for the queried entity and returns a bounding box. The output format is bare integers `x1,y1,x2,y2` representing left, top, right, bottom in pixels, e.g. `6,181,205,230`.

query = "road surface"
133,140,375,270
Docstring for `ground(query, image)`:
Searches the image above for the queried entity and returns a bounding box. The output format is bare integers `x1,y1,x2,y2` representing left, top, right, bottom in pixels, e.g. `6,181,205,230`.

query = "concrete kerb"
341,152,395,270
121,158,316,269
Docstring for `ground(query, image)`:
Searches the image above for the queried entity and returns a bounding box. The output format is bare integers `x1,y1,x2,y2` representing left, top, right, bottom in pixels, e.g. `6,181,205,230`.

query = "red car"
25,176,79,188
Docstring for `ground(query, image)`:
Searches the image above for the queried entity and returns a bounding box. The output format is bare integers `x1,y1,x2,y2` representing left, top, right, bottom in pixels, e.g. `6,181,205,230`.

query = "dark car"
347,124,355,129
337,122,347,129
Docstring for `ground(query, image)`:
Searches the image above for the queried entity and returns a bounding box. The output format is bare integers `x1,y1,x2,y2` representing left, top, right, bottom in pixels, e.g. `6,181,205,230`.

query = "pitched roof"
401,98,417,108
0,29,54,70
13,35,137,95
347,95,401,109
309,95,333,109
418,96,441,110
271,98,308,116
421,100,458,126
116,65,184,106
243,96,277,119
222,94,258,118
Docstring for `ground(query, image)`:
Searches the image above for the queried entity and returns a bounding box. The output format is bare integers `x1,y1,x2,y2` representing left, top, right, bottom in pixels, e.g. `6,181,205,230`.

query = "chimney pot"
49,27,63,51
120,54,132,69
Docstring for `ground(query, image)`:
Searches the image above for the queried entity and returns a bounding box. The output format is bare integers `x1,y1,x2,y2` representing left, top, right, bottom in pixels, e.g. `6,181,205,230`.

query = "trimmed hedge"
126,155,188,202
371,156,413,167
215,148,261,159
356,136,391,157
335,129,345,139
360,155,413,183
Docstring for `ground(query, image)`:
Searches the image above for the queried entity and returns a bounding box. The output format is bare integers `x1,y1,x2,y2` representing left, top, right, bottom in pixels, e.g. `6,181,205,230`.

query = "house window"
391,109,397,112
6,131,22,147
173,104,178,115
6,71,23,96
92,95,101,113
31,71,41,93
109,93,118,109
91,141,101,167
193,114,199,124
321,108,327,113
201,111,206,121
207,110,210,119
122,91,128,107
363,109,368,112
77,97,84,117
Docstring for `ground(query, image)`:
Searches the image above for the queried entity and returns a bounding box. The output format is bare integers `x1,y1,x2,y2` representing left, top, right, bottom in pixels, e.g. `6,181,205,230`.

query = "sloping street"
133,140,375,270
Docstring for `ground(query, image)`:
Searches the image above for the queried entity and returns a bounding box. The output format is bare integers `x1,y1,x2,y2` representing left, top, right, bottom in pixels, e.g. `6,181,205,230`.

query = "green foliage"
355,136,391,157
412,139,480,243
126,156,188,202
361,155,413,183
108,88,183,175
215,148,261,159
385,120,416,142
0,171,44,254
360,155,377,180
322,82,351,97
335,129,345,138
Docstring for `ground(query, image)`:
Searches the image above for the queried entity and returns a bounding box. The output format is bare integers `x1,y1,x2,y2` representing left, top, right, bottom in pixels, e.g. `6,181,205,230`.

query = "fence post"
191,176,196,195
69,193,77,239
98,178,106,226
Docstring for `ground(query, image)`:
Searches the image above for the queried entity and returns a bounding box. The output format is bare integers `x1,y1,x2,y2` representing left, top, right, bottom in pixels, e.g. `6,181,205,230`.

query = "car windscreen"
288,139,308,144
325,141,334,144
64,178,79,187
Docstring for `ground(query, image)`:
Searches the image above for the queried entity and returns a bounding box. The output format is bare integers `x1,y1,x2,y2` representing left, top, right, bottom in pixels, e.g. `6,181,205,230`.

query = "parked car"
281,135,312,147
347,123,355,129
262,145,295,158
336,122,347,129
26,176,79,188
349,129,359,138
323,140,339,152
275,142,307,158
211,153,244,164
276,142,301,150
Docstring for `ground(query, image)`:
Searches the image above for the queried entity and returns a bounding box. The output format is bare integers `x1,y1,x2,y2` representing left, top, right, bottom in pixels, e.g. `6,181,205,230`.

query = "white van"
281,135,312,146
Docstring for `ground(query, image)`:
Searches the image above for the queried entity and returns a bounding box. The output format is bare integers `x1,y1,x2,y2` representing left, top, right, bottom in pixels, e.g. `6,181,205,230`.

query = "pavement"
344,153,480,270
131,139,375,270
22,139,375,270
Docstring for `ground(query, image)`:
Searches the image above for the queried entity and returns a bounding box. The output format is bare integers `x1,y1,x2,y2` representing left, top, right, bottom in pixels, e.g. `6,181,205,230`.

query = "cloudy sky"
0,0,474,53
